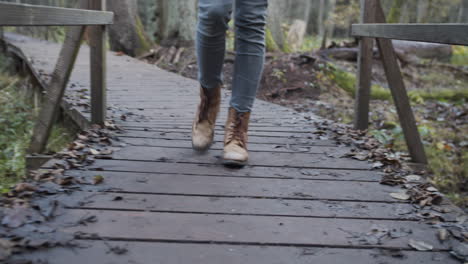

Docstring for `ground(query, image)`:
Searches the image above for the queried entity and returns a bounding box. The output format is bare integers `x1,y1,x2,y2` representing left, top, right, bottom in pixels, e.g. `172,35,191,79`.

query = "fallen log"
317,40,453,63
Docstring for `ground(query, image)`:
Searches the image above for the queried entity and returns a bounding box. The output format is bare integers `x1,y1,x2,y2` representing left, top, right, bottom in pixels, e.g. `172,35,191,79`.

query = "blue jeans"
197,0,268,112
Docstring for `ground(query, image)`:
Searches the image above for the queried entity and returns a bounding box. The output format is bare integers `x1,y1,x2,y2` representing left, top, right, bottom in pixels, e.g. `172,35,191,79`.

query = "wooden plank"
374,1,427,164
108,145,371,170
28,26,85,154
120,121,316,128
352,23,468,46
354,0,376,130
121,137,348,154
81,160,383,181
117,132,338,146
88,0,107,125
68,193,430,221
124,127,313,138
62,192,422,220
121,124,316,133
61,209,450,250
13,241,458,264
0,2,113,26
64,171,395,202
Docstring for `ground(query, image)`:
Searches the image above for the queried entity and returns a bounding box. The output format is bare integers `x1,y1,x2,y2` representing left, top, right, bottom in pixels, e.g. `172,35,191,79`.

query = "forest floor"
0,54,75,193
141,42,468,208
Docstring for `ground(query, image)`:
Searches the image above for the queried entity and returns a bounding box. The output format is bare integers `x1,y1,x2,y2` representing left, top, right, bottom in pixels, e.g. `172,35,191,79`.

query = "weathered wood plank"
352,23,468,46
108,145,371,170
124,127,313,138
0,2,113,26
88,0,107,125
60,209,450,250
121,123,316,132
117,132,338,146
62,192,422,220
64,171,395,202
374,2,428,164
82,160,383,181
121,137,347,154
14,241,458,264
354,0,376,130
28,26,85,153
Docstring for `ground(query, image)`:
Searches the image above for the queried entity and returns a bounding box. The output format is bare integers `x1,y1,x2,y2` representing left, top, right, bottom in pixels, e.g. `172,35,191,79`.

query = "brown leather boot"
223,107,250,167
192,86,221,151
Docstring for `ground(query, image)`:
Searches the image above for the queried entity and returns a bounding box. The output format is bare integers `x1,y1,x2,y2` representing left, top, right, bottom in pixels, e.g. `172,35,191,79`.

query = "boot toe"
223,144,248,167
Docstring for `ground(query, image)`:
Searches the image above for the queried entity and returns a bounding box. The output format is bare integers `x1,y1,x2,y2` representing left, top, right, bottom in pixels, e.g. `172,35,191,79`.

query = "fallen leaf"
438,229,449,242
14,183,38,193
89,148,100,155
0,239,13,261
390,192,410,201
404,175,421,182
408,239,433,251
450,243,468,261
93,175,104,185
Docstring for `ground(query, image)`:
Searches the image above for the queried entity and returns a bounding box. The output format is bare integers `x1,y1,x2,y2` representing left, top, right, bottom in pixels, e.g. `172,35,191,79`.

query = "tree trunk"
106,0,152,57
318,0,326,37
155,0,197,47
459,0,468,22
267,0,288,51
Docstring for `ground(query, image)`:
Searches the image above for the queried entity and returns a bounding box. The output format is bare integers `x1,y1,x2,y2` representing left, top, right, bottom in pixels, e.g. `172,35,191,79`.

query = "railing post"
373,0,428,164
28,26,85,154
88,0,107,126
353,0,376,130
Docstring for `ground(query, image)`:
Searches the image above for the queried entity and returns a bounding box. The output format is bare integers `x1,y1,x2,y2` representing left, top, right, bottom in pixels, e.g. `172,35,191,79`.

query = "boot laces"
226,113,246,148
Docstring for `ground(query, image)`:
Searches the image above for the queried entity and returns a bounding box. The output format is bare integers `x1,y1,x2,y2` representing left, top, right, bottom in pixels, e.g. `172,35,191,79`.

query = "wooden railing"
0,1,113,154
352,0,468,164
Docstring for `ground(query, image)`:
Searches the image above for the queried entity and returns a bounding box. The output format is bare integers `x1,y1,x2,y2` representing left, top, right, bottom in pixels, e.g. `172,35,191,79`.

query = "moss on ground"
451,45,468,66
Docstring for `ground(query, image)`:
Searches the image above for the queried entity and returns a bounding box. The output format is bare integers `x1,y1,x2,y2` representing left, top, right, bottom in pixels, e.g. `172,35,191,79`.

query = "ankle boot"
223,107,250,167
192,86,221,151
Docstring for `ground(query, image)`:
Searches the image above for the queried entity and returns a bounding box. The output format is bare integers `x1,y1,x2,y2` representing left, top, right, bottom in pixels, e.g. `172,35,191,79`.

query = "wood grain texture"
354,0,376,130
88,0,107,125
0,2,113,26
352,23,468,46
13,241,460,264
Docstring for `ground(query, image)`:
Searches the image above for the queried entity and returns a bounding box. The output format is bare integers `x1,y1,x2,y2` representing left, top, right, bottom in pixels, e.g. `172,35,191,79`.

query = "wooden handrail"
352,0,430,164
7,0,111,154
0,1,113,26
352,23,468,46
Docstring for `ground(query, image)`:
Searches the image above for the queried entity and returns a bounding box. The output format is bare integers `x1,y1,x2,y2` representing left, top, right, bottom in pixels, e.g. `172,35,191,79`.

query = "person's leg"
230,0,268,112
192,0,233,151
197,0,233,90
223,0,268,167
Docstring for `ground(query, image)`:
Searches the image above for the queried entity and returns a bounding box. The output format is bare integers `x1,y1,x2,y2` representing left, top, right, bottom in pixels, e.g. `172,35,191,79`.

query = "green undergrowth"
369,106,468,207
0,54,75,193
451,45,468,66
328,64,468,103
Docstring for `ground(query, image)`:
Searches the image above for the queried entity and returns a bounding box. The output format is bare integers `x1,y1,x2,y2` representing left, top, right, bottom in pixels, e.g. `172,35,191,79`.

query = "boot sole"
192,142,212,152
222,159,247,168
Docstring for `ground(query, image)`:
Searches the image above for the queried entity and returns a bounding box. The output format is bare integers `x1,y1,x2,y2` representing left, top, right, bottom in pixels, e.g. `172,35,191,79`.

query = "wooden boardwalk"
4,33,463,263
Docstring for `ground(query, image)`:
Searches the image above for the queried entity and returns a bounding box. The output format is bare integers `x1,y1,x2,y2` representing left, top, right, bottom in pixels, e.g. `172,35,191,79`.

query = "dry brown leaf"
93,175,104,185
390,192,410,201
408,239,433,251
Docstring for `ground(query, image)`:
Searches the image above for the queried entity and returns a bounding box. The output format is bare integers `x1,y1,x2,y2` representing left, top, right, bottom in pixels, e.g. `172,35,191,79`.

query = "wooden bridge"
0,1,467,263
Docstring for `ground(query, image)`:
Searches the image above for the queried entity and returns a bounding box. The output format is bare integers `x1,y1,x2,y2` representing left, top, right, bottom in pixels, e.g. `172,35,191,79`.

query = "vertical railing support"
88,0,107,126
373,0,428,164
28,26,85,154
353,0,376,130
